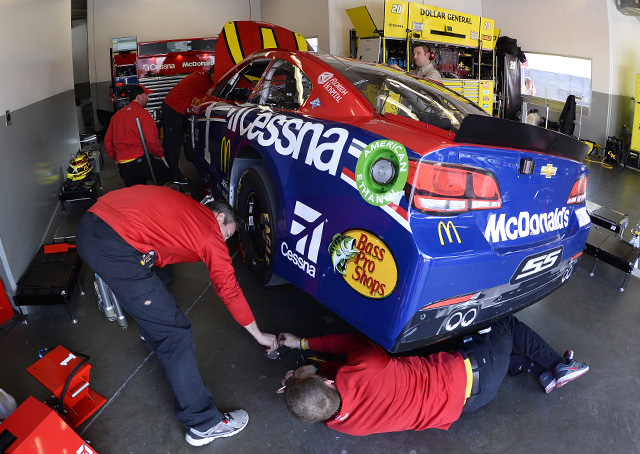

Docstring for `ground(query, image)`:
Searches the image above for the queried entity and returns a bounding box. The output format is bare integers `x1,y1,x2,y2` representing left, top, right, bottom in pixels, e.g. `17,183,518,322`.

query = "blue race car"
186,21,590,352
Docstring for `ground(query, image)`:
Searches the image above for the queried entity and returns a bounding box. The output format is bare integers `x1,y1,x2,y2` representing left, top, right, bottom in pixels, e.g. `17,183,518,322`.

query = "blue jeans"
461,315,562,413
76,212,222,430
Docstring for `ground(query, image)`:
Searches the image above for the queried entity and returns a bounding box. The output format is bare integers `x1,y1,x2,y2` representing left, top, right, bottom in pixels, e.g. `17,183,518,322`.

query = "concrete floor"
1,148,640,453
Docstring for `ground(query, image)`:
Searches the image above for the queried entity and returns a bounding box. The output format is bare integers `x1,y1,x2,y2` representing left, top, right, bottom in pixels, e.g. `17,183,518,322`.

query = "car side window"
215,59,271,103
253,60,312,110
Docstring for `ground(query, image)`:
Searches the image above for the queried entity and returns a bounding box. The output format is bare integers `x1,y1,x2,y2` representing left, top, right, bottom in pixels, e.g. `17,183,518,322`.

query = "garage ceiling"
71,0,87,21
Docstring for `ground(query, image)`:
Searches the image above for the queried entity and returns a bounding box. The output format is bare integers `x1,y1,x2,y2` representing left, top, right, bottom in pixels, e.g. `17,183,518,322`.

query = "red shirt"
88,185,255,327
308,334,468,436
104,101,164,163
163,69,213,114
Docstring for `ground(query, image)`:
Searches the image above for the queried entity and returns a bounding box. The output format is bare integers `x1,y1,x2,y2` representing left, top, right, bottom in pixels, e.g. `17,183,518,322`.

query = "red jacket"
104,101,164,163
308,334,467,436
88,185,255,327
163,69,213,115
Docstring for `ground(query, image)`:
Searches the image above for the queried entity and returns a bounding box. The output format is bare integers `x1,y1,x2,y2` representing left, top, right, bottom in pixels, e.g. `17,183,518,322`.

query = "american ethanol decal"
484,207,570,243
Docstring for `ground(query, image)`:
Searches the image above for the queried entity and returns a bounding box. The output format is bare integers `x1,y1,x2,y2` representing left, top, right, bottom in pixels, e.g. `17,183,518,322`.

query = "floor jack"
0,346,105,453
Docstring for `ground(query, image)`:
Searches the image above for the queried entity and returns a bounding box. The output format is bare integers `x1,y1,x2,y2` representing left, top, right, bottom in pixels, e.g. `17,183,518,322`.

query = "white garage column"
0,0,79,298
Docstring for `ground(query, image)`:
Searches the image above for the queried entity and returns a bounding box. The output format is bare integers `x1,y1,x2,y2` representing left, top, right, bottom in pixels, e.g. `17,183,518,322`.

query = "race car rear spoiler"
454,114,589,162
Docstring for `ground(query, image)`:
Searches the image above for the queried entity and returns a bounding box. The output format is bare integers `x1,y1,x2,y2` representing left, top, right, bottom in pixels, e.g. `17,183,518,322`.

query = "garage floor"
1,148,640,454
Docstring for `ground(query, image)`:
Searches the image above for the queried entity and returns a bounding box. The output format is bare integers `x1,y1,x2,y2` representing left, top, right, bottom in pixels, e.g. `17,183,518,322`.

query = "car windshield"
316,54,488,131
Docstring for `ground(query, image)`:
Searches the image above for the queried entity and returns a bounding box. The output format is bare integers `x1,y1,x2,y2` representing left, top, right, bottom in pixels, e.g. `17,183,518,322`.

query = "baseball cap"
128,84,154,98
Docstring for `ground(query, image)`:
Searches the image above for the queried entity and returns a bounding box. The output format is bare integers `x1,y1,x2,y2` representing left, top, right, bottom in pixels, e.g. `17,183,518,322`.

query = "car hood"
213,20,309,84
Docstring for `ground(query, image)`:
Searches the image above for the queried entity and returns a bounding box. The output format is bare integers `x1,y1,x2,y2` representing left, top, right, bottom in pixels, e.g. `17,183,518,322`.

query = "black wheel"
236,166,277,285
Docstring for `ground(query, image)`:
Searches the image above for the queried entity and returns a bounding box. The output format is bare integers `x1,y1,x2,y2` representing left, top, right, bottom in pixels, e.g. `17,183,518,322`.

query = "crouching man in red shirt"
277,315,588,436
76,185,278,446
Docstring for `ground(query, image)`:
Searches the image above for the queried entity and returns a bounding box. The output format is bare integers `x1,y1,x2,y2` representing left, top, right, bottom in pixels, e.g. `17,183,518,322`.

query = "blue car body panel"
187,50,590,352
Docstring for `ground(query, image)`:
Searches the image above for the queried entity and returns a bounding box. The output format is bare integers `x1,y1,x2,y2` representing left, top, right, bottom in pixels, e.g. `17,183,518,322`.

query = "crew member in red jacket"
76,185,278,447
161,66,215,184
277,315,589,436
105,84,171,187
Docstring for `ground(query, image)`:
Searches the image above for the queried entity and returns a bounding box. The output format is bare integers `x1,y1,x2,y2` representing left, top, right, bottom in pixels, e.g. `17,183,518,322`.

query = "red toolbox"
26,346,105,429
0,396,99,453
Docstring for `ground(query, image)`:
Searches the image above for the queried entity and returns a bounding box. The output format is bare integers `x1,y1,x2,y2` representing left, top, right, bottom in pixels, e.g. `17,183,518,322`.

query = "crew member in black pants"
276,315,589,435
104,84,171,187
76,185,278,446
161,66,215,184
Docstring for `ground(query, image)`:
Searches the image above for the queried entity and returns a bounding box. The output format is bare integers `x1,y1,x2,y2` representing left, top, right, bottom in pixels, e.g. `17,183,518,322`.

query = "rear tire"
236,166,277,285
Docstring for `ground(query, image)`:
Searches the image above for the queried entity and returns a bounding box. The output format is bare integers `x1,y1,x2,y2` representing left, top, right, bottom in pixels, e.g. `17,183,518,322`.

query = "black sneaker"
539,371,557,394
554,359,589,388
185,410,249,446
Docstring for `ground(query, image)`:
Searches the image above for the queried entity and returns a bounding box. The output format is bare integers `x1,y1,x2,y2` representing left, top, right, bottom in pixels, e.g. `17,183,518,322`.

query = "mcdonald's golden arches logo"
221,137,231,174
438,221,461,246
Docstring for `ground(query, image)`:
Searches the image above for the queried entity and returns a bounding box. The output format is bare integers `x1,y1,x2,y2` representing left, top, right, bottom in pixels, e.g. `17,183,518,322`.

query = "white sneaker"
185,409,249,446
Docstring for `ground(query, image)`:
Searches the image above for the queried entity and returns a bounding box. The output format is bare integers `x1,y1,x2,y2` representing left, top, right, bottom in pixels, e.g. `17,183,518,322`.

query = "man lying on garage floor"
276,315,588,436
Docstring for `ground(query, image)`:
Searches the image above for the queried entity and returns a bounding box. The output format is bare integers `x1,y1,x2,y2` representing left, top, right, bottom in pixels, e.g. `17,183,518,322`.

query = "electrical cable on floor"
585,155,614,169
584,142,616,169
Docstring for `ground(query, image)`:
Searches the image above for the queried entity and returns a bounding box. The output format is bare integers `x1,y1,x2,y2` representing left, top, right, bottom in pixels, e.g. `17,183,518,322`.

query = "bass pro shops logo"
281,201,324,278
329,229,398,299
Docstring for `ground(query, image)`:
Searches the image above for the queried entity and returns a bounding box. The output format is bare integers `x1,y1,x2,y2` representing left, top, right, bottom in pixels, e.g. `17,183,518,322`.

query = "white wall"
0,0,79,294
0,0,75,111
88,0,262,85
72,20,90,85
607,1,640,97
483,0,610,94
261,0,331,52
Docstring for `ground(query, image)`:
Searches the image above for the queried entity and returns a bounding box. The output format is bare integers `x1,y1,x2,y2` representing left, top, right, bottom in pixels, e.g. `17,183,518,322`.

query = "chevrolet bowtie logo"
540,164,557,178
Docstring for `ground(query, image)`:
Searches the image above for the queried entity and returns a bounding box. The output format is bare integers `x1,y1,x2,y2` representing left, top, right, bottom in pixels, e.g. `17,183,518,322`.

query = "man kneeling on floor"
76,185,278,446
277,315,588,436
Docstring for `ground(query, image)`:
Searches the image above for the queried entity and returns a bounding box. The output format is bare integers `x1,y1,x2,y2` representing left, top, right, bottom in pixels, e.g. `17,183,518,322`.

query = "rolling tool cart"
584,206,640,291
589,206,629,238
59,150,101,213
13,241,83,323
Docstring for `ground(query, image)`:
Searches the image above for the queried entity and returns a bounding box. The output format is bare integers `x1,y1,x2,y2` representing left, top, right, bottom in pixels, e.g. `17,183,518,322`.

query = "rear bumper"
389,228,588,353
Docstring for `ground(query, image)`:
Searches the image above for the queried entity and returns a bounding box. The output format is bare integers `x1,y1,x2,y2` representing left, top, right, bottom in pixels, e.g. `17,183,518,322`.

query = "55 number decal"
510,246,563,284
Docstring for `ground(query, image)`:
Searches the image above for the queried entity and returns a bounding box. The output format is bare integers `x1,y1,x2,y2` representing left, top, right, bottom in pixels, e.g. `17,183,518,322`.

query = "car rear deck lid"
454,114,589,162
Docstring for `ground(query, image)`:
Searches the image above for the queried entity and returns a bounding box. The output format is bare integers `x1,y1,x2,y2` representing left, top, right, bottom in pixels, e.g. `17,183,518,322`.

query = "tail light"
406,160,501,214
567,175,588,205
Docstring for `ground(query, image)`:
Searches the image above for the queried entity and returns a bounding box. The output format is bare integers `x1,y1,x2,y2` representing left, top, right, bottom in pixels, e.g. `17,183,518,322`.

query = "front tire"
236,166,277,285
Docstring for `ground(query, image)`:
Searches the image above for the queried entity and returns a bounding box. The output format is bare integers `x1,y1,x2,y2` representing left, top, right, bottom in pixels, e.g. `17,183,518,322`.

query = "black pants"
76,212,222,430
118,157,171,187
161,102,185,180
460,315,563,413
